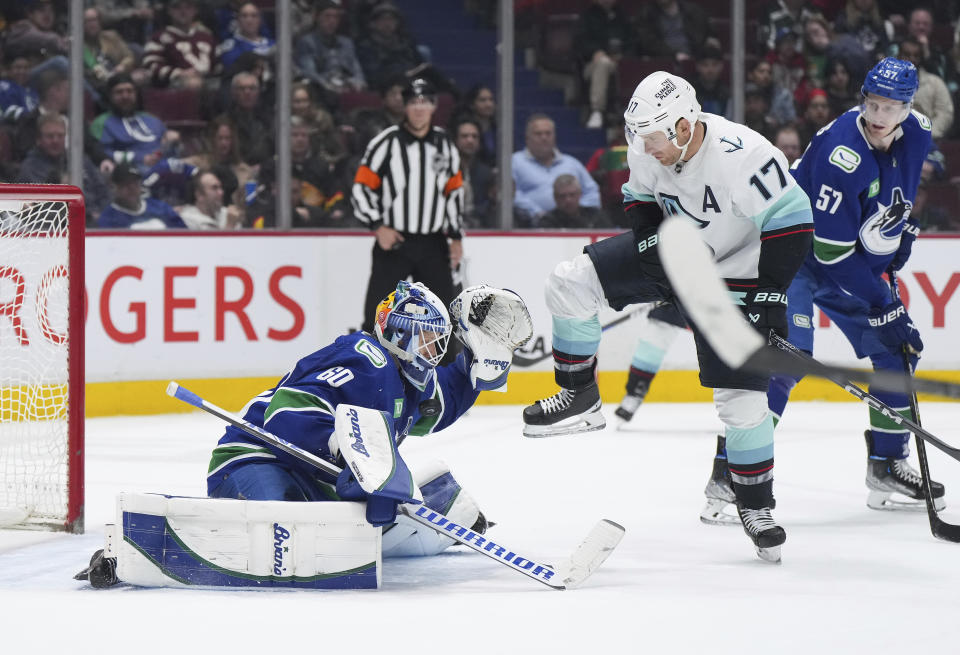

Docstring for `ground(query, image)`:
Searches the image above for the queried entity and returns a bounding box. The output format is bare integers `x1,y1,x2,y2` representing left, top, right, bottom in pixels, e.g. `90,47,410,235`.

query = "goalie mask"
623,71,701,161
374,281,452,390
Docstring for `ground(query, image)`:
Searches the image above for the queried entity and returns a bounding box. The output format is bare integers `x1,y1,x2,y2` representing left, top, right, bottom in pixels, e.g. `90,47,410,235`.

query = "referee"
352,77,465,339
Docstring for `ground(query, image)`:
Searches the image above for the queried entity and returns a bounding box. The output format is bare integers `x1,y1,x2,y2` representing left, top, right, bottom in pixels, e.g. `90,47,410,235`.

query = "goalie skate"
522,384,605,438
737,506,785,564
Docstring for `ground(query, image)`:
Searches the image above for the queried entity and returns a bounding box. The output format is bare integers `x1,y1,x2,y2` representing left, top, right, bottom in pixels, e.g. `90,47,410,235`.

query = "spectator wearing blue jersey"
216,3,276,73
767,58,946,512
90,73,180,171
98,163,186,229
0,54,38,123
512,114,600,224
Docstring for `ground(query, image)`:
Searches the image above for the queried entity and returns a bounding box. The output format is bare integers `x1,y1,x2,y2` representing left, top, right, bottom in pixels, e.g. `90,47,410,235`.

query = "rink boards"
57,231,960,414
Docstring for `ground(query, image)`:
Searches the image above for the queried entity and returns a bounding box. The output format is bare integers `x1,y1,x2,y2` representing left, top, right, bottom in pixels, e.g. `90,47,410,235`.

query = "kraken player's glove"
743,286,788,340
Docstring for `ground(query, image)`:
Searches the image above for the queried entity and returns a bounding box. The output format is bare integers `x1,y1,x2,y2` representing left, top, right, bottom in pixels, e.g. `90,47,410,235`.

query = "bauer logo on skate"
348,408,370,457
273,523,290,576
412,506,556,581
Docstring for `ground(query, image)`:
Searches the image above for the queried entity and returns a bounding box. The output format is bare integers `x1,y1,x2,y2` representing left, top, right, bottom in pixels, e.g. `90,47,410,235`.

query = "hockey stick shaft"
889,273,960,542
769,334,960,463
658,217,960,400
166,382,622,589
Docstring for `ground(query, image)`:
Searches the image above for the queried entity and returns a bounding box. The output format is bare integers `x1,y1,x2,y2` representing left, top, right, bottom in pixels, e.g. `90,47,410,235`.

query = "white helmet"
623,71,701,158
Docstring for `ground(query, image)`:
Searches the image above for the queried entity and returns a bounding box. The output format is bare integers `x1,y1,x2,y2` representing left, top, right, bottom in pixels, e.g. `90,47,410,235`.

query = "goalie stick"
657,217,960,401
889,272,960,543
165,382,624,590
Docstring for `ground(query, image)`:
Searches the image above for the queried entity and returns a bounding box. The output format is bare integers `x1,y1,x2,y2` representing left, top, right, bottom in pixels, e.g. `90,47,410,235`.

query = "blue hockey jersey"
791,108,932,307
206,332,480,495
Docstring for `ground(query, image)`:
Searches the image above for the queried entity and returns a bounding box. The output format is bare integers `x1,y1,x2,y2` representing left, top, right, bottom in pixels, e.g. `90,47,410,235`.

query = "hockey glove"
869,299,923,354
743,286,788,340
635,226,667,284
887,219,920,273
450,285,533,391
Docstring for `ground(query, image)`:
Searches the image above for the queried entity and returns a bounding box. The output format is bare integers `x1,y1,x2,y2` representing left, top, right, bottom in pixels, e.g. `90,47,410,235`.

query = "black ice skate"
700,435,740,526
614,375,651,424
737,505,786,564
74,548,119,588
522,383,604,437
865,432,946,511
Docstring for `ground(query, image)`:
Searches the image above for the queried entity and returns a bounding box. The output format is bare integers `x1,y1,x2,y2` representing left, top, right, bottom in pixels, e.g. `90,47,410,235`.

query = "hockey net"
0,185,85,532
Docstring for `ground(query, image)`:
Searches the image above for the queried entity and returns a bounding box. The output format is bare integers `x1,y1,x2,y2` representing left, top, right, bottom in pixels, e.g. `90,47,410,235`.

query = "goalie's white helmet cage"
623,71,701,155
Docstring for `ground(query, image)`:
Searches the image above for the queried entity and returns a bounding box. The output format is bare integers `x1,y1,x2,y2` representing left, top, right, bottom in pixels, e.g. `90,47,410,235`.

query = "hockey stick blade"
165,381,623,589
658,218,960,400
553,519,626,589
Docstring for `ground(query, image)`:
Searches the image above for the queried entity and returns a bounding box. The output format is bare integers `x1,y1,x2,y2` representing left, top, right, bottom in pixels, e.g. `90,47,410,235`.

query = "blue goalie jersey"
791,108,932,306
206,332,480,495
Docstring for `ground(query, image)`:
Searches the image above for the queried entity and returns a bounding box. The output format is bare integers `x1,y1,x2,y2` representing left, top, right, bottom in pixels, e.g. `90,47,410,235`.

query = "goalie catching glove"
331,404,422,527
449,284,534,391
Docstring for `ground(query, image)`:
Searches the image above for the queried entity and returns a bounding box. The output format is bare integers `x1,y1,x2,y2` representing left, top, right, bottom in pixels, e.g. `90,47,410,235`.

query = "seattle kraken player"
762,58,946,511
522,72,814,562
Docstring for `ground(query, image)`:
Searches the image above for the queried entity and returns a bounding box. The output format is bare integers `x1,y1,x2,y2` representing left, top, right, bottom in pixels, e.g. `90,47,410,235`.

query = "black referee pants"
361,233,455,336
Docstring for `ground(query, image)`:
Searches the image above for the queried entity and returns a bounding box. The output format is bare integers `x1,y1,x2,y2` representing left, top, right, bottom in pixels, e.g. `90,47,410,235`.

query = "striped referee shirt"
352,124,464,238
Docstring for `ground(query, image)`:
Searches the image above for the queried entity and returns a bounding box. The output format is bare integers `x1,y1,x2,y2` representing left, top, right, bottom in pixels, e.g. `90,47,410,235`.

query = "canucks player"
522,72,814,562
762,57,946,511
77,281,533,587
203,280,531,557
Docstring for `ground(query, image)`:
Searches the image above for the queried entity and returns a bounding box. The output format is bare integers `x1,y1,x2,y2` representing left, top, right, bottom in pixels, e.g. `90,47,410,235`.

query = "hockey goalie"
76,281,533,590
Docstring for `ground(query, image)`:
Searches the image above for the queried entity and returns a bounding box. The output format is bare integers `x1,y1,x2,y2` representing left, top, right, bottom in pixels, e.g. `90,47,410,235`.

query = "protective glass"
624,123,671,151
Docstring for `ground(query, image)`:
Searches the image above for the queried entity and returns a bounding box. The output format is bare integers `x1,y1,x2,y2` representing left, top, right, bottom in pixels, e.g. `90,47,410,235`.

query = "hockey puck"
418,399,441,417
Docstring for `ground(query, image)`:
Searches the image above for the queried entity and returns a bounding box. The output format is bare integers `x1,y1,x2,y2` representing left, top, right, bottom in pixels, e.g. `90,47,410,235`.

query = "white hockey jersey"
623,112,813,282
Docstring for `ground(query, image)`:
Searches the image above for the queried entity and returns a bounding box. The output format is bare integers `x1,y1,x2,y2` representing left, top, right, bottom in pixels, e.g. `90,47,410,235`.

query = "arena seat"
538,13,580,74
141,87,205,130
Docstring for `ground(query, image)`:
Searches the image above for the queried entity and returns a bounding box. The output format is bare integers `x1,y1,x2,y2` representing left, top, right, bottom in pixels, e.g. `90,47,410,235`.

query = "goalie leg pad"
382,459,483,558
112,492,381,590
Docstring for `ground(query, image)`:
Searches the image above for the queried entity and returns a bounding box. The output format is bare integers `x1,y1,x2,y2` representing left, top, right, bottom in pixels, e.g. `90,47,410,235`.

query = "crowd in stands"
567,0,960,230
3,0,960,231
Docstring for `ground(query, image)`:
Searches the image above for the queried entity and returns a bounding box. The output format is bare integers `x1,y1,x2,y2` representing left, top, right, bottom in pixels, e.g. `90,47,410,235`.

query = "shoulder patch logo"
355,339,388,368
912,109,932,132
828,145,860,173
868,179,880,198
719,135,743,153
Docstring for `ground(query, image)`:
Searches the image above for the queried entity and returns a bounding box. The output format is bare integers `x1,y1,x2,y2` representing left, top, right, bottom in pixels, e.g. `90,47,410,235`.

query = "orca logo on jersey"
273,523,290,576
720,136,743,153
860,187,913,256
348,408,370,458
658,193,709,228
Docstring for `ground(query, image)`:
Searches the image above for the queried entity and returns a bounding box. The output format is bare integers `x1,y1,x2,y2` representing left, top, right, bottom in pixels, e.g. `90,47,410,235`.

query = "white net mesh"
0,198,72,529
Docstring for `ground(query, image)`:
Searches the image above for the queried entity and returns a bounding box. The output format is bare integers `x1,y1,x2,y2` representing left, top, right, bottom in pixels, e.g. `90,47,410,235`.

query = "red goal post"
0,184,85,532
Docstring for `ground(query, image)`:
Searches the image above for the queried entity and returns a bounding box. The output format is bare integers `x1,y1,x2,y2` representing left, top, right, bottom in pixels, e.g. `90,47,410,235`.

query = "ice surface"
2,403,959,653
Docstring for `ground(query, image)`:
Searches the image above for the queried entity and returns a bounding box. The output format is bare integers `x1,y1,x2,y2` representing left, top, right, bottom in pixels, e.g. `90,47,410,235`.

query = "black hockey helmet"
402,77,437,105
